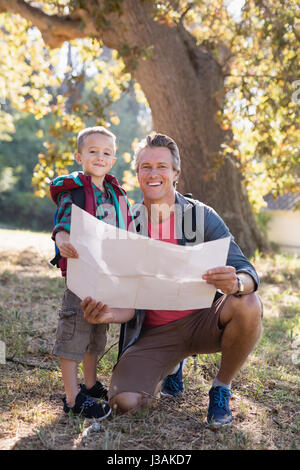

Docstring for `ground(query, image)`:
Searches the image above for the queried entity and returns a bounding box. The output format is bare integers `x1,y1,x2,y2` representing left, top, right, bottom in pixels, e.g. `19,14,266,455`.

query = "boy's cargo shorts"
53,288,108,362
108,294,229,400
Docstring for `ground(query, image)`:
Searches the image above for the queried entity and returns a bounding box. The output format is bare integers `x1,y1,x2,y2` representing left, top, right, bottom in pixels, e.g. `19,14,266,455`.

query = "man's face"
137,146,179,204
75,133,116,182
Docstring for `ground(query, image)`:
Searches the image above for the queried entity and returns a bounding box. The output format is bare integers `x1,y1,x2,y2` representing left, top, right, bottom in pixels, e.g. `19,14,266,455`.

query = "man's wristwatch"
233,276,245,297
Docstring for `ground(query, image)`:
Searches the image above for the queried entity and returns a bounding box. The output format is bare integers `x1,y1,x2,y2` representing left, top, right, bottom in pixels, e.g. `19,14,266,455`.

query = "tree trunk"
0,0,269,256
118,3,268,256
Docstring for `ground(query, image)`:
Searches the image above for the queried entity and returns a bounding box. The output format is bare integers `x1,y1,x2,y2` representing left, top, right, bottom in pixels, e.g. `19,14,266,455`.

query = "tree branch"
0,0,97,48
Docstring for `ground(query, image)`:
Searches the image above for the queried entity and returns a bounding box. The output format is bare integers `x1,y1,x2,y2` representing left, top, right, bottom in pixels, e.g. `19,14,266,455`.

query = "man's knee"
109,392,147,414
221,292,263,327
240,292,262,315
231,292,263,325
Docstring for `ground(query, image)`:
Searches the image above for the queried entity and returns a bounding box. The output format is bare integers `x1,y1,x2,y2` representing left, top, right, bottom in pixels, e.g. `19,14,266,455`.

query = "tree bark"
0,0,269,255
118,3,268,256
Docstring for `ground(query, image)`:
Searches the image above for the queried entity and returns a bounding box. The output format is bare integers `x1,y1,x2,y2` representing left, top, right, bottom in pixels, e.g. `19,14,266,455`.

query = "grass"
0,228,299,450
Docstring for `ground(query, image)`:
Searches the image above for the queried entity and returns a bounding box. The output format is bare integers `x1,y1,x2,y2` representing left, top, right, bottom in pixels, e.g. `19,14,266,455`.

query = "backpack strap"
180,194,204,245
70,187,85,208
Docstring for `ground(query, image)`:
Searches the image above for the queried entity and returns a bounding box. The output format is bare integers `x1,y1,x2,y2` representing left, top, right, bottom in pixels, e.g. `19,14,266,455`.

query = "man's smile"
147,181,162,186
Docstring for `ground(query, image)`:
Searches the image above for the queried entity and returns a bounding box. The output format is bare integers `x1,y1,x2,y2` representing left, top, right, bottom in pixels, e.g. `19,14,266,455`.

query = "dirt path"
0,229,299,450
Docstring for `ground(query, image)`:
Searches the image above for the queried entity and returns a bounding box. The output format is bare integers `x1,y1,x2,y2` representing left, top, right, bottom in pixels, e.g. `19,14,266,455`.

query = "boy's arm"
55,230,79,259
52,192,78,258
52,192,72,241
81,297,135,324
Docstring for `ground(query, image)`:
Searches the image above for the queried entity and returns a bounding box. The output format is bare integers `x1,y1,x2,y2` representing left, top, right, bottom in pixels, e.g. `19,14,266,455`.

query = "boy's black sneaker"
80,380,108,401
63,391,111,420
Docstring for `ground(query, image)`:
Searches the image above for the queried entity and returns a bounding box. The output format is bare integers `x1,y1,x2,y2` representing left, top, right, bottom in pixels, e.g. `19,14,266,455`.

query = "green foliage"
0,113,48,191
0,191,54,231
0,53,148,230
254,210,272,238
28,44,148,199
0,112,54,230
0,0,299,213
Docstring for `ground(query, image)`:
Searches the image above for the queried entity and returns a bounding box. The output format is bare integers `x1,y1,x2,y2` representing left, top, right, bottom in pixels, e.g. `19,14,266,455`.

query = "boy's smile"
75,133,116,189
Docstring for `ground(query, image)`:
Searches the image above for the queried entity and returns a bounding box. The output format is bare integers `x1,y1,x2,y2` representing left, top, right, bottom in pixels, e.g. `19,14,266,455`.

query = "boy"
50,126,135,419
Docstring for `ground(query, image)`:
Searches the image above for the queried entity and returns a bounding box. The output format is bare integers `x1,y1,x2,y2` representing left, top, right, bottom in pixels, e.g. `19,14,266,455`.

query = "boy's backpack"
50,187,85,268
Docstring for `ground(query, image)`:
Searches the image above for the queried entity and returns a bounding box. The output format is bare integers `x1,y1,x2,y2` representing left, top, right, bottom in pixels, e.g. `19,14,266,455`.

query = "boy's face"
75,133,116,185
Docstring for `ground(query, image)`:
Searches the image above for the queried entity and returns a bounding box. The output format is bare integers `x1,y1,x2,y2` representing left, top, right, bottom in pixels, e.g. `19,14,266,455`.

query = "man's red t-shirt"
143,212,198,328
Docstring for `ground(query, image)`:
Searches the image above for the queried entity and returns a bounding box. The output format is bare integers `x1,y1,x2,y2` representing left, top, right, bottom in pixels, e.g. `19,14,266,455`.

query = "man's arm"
81,297,135,324
204,206,259,291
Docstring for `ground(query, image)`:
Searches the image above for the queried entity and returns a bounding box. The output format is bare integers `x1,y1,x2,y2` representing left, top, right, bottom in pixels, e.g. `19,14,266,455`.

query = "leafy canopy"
0,0,299,209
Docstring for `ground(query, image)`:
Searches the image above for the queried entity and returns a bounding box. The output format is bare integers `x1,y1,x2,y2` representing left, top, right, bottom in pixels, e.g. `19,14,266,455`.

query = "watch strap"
233,276,244,297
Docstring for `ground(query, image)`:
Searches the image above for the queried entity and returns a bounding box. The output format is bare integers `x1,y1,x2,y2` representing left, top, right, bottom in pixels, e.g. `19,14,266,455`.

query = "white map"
67,204,230,310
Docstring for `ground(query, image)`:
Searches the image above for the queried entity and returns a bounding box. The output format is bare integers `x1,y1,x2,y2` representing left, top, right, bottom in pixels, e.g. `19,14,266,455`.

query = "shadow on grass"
1,261,299,450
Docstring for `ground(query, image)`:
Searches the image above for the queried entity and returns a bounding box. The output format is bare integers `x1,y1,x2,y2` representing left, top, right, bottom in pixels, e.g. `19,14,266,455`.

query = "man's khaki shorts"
53,288,108,362
109,294,229,400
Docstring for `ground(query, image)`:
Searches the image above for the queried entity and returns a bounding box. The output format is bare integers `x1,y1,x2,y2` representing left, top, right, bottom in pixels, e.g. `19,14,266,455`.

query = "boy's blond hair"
77,126,116,154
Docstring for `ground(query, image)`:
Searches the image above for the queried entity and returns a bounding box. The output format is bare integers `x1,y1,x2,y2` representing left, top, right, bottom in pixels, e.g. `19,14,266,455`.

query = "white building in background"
264,192,300,255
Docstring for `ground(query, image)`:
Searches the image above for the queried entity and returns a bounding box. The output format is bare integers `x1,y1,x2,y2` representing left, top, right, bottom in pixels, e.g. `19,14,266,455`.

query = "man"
82,133,263,427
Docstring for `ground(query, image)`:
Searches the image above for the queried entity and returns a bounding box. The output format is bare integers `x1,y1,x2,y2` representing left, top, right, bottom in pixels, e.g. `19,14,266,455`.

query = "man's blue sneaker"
161,361,185,397
206,386,233,427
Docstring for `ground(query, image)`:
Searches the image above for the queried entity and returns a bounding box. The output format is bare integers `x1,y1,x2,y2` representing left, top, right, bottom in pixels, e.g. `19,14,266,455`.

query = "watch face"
238,277,244,292
233,277,243,297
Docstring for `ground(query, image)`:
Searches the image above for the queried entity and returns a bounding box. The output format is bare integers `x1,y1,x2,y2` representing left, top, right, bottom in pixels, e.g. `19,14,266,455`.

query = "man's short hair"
133,133,181,178
77,126,116,154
